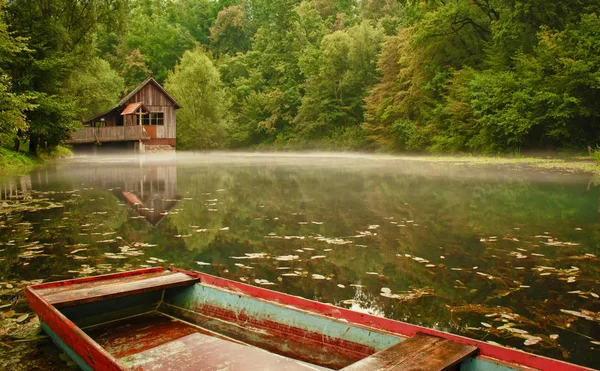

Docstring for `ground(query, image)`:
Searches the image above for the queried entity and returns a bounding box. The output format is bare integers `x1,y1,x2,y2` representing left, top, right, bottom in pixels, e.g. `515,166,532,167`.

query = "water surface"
1,153,599,369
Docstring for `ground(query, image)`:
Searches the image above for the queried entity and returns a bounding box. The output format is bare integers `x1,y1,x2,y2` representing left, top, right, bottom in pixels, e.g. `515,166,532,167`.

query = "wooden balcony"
66,126,150,144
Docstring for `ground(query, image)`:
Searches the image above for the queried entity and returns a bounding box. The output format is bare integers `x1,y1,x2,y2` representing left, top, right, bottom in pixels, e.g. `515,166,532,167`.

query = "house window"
142,112,164,125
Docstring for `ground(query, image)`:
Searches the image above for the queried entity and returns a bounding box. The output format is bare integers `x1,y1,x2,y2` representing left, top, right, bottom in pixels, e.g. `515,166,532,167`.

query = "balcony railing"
66,126,150,144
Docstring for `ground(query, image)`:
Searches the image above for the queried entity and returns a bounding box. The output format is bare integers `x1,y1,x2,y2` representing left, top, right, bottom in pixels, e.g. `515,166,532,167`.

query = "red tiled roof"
121,102,149,115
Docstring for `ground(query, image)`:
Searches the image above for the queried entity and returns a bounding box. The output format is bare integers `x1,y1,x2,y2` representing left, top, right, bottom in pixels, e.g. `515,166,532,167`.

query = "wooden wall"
123,83,177,140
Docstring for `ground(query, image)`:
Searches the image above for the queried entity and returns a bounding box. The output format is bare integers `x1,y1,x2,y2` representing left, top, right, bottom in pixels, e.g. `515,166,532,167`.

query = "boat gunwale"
26,283,128,371
26,267,596,371
171,268,596,371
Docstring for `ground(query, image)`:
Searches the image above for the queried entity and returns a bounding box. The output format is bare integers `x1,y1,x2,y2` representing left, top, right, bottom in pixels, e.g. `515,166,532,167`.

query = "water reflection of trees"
1,162,598,367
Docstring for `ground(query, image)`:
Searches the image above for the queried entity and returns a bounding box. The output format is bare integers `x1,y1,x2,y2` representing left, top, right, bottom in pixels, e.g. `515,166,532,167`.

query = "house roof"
83,77,181,123
83,107,116,124
121,102,149,115
118,77,181,109
120,191,180,227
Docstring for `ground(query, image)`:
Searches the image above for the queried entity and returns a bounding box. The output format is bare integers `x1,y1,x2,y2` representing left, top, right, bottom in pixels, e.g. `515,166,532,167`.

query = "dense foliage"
0,0,599,152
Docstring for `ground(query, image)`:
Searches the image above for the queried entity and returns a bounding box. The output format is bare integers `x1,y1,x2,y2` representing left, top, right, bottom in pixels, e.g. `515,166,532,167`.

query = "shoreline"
0,146,73,177
2,147,598,176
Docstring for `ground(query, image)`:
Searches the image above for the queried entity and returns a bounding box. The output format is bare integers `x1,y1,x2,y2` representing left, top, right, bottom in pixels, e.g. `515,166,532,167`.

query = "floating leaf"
524,337,542,346
275,255,299,261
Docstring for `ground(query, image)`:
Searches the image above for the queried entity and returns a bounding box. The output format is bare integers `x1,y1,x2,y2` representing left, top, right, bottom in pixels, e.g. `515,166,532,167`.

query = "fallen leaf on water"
275,255,299,261
550,334,559,340
524,337,542,346
254,279,275,286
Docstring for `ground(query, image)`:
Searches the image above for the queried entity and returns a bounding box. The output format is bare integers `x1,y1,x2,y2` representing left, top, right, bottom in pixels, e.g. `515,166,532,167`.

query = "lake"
1,153,599,369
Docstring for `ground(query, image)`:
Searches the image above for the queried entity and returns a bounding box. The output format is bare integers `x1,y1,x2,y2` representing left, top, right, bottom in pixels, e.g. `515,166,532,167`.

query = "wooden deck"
66,126,150,144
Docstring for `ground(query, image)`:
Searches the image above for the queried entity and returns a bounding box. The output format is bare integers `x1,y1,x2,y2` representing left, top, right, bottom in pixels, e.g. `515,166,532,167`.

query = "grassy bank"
0,147,41,175
0,146,72,176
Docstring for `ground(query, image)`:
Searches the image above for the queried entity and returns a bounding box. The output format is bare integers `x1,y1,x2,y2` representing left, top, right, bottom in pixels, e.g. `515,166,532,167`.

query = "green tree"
0,1,32,148
210,5,253,55
125,16,195,83
295,22,383,145
6,0,125,154
121,49,152,91
165,48,229,149
64,57,124,121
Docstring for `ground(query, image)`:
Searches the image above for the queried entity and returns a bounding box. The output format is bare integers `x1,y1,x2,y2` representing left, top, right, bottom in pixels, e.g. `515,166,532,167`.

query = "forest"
0,0,599,154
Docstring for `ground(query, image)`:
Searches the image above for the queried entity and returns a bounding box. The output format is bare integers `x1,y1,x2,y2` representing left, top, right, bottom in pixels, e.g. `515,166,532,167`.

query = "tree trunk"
13,129,22,152
29,135,39,156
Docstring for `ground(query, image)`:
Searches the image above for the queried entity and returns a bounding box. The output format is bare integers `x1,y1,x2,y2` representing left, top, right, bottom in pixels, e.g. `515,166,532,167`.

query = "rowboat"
26,267,592,371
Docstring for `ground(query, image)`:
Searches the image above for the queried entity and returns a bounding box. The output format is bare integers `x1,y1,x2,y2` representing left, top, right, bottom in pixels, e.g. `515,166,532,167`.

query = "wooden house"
67,77,181,151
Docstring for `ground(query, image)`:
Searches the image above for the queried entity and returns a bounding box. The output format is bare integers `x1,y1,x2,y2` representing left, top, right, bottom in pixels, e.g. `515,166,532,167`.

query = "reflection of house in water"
1,175,32,200
117,166,180,226
2,162,180,227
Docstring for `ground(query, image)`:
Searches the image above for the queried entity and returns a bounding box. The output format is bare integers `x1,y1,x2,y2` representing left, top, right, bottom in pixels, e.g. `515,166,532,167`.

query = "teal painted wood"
41,322,95,371
60,290,161,328
165,284,524,371
165,284,403,351
460,357,522,371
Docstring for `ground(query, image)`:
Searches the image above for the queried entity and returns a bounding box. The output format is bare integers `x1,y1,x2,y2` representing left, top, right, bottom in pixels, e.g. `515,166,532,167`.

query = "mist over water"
1,152,599,369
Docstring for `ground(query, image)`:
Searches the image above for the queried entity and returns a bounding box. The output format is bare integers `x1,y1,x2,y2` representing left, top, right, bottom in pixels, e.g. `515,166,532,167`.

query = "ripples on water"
0,153,599,369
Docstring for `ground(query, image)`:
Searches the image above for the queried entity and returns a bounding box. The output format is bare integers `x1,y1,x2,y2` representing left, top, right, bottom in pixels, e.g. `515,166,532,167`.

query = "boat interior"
31,269,483,371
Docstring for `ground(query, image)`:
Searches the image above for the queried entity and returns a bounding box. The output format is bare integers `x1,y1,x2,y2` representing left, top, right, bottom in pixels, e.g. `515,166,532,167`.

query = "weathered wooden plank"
119,332,333,371
43,272,198,308
35,269,171,297
85,312,238,359
161,302,368,370
340,333,478,371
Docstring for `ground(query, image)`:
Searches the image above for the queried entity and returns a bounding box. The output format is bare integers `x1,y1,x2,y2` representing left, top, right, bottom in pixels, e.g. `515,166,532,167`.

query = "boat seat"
119,332,333,371
35,270,198,308
340,333,478,371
